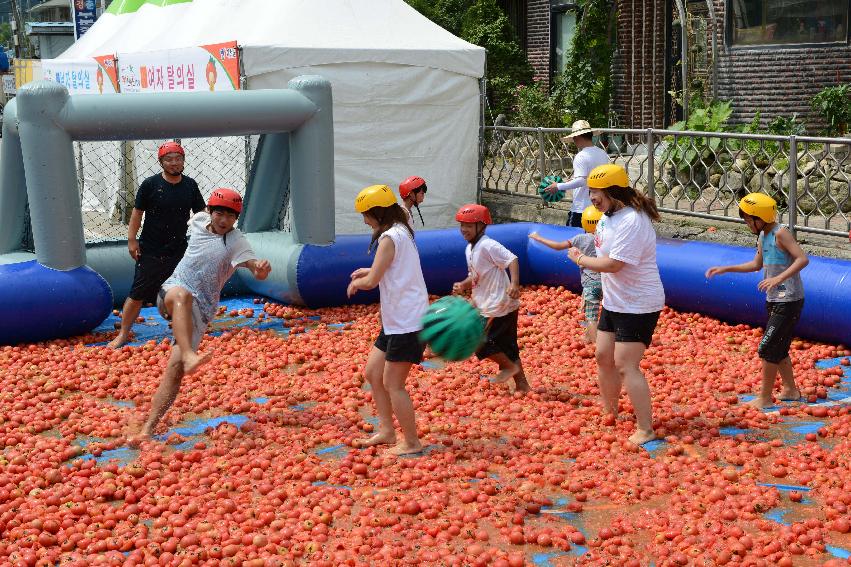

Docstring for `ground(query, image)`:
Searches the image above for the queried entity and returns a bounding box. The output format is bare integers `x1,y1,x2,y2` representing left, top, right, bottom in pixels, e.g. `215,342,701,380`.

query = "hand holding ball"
538,175,564,203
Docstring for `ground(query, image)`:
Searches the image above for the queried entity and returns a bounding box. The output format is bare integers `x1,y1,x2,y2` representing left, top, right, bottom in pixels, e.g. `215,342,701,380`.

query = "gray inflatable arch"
0,76,334,344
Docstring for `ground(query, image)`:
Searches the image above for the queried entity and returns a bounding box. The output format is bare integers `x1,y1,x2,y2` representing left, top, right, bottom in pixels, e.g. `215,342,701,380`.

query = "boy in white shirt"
130,188,271,444
452,204,530,392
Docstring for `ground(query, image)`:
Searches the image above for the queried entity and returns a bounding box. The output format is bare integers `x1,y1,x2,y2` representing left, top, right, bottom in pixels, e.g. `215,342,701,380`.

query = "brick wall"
526,0,551,87
711,0,851,130
611,0,851,130
610,0,668,128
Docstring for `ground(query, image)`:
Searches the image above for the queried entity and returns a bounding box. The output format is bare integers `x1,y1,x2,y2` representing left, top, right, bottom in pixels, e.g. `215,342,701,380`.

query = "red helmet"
158,141,184,159
399,176,427,199
455,204,491,225
208,188,243,214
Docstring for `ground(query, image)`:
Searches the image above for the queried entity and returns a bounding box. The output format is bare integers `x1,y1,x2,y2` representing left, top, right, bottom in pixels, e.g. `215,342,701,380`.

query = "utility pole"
9,0,26,58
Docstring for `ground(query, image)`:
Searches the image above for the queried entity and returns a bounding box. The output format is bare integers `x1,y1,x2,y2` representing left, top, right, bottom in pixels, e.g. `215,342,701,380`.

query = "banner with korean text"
117,41,240,94
42,55,119,95
71,0,99,40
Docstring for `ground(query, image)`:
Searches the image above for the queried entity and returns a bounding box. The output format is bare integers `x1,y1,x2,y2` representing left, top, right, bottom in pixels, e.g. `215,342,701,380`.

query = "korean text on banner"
118,41,240,94
72,0,99,40
42,56,119,95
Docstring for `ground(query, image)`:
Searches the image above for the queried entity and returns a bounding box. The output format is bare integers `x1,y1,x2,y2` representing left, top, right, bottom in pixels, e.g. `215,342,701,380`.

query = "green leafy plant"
552,0,614,127
767,113,806,137
665,101,734,173
406,0,533,121
811,84,851,136
514,80,564,128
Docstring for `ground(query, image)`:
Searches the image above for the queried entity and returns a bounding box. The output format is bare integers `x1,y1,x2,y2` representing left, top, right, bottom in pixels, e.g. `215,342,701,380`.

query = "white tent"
60,0,486,234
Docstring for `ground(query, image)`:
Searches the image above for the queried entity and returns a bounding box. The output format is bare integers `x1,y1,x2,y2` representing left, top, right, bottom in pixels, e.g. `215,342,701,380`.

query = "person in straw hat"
543,119,610,228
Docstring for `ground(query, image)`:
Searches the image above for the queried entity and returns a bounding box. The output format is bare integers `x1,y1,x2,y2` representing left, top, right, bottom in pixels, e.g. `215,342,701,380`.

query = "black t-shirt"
134,174,206,257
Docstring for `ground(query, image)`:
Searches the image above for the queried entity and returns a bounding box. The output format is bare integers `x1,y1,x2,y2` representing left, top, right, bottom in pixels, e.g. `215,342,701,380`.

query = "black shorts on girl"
597,307,660,346
475,309,520,362
758,299,804,364
374,328,425,364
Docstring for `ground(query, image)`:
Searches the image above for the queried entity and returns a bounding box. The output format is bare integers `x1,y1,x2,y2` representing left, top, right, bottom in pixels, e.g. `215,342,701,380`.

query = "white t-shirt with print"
557,146,610,213
163,212,257,325
377,223,429,334
466,235,521,319
594,207,665,314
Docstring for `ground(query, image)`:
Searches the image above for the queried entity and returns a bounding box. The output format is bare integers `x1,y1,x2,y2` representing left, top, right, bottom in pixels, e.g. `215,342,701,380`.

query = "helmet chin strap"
469,223,485,247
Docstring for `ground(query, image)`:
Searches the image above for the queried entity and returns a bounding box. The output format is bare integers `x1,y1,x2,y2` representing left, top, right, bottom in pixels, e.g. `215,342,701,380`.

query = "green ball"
538,175,564,203
419,296,485,361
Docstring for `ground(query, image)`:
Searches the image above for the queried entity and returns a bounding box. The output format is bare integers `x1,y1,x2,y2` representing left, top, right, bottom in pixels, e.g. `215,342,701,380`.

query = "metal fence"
65,135,260,246
482,126,851,238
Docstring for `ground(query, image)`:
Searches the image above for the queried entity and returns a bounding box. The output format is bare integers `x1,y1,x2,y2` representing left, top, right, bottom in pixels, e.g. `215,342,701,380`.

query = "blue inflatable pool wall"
296,223,850,346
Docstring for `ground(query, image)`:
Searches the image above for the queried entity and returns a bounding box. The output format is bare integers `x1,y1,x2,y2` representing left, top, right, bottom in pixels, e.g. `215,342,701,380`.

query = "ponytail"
365,203,415,253
606,186,661,222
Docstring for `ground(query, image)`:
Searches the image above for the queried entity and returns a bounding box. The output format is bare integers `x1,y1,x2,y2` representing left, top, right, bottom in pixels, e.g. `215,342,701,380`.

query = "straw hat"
561,119,596,141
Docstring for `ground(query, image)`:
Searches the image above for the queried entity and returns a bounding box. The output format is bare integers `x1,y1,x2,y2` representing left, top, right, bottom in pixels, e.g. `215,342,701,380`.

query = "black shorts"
128,253,182,303
374,329,425,364
758,299,804,364
476,309,520,362
597,307,660,346
566,211,583,228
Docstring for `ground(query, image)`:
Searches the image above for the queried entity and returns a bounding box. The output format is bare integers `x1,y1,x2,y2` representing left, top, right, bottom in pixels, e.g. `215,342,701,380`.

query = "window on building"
729,0,849,46
552,3,579,74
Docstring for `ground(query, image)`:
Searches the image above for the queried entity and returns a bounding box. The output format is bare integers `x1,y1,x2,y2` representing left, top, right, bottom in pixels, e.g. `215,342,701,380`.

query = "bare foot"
106,333,130,349
779,388,801,401
387,441,424,456
126,432,151,447
490,363,519,385
513,375,532,392
182,351,211,375
746,396,773,409
628,429,656,446
355,432,396,448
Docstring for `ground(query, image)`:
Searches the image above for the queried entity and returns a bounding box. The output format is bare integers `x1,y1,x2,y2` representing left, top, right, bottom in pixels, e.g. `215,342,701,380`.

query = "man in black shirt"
107,141,206,348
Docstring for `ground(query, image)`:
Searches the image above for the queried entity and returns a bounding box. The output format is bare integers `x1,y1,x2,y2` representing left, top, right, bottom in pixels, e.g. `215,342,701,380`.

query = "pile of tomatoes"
0,285,849,566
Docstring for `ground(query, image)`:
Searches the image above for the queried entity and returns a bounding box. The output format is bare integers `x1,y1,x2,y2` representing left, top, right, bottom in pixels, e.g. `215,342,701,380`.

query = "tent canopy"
60,0,486,234
62,0,485,78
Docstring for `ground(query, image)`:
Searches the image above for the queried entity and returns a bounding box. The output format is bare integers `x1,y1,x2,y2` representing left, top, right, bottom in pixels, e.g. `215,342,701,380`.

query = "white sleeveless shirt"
377,223,429,334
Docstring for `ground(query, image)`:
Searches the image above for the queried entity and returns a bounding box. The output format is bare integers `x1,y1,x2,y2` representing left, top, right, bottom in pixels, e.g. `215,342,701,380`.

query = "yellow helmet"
355,184,397,213
587,163,630,190
581,205,603,233
738,193,776,223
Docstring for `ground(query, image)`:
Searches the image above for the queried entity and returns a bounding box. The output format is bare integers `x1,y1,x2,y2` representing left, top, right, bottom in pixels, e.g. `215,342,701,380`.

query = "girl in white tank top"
347,185,429,456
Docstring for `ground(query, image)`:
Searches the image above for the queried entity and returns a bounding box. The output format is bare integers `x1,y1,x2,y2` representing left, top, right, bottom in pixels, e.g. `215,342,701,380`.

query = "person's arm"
452,276,473,294
191,183,206,213
705,248,763,278
567,247,625,273
347,237,395,297
757,228,809,291
555,176,587,193
506,257,520,298
529,231,571,251
237,259,271,280
350,267,370,280
127,208,144,260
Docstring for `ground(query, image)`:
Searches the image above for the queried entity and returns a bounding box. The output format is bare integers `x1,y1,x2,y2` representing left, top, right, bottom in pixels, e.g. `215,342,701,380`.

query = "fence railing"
70,136,260,246
481,126,851,238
